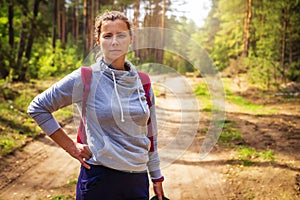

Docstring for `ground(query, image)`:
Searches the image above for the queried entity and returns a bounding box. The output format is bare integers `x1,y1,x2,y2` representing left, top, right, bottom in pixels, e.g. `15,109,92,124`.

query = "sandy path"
0,75,226,200
0,123,79,200
150,75,226,199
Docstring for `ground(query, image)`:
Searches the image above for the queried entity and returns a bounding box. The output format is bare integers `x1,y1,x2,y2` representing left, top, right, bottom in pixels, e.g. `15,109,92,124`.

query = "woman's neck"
104,57,126,71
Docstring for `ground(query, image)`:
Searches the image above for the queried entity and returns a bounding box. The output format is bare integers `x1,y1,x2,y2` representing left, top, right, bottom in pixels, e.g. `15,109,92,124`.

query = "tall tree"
211,0,245,70
52,0,57,49
61,0,66,44
15,0,29,81
242,0,252,57
133,0,141,60
286,1,300,81
8,0,14,48
83,0,89,52
57,0,61,40
25,0,42,60
280,1,287,83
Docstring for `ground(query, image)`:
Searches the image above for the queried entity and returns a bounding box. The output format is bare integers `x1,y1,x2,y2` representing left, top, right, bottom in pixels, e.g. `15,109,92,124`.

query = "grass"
208,119,275,166
0,135,15,154
0,101,37,155
225,88,274,114
222,78,277,114
216,120,242,148
0,78,74,157
50,195,74,200
194,82,213,111
237,146,275,166
194,78,277,115
67,178,77,186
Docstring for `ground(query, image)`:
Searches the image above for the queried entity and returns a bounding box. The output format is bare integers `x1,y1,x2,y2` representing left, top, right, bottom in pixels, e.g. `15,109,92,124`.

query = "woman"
28,10,165,200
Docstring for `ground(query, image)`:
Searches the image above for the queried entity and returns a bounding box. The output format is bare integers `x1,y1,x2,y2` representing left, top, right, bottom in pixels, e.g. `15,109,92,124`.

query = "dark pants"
76,164,149,200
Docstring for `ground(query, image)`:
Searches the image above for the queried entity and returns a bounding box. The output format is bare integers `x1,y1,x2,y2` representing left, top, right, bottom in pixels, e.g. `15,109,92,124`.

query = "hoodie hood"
100,59,139,87
96,59,147,122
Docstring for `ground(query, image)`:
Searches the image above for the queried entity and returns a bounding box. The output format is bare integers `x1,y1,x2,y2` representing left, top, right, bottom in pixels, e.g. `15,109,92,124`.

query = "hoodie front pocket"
96,135,110,157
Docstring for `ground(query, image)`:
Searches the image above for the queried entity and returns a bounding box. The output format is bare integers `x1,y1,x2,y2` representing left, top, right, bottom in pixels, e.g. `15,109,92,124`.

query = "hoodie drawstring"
111,70,147,122
112,71,125,122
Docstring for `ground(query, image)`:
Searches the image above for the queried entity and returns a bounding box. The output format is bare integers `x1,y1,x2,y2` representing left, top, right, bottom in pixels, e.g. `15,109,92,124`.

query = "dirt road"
0,123,79,199
0,75,299,199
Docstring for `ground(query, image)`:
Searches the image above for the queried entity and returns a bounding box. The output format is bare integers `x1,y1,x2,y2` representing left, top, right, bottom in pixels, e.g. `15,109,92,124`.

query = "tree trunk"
0,40,9,79
89,0,95,48
16,4,28,81
8,0,14,48
25,0,41,60
133,0,140,61
6,0,15,78
72,0,79,43
71,2,75,41
280,2,288,83
83,0,89,52
153,0,162,63
157,0,165,64
16,8,28,66
57,0,61,40
61,0,66,44
52,0,57,49
242,0,252,57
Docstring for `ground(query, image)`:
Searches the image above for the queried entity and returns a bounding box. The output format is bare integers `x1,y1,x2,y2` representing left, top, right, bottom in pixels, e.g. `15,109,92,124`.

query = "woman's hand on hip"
49,128,91,169
68,142,92,169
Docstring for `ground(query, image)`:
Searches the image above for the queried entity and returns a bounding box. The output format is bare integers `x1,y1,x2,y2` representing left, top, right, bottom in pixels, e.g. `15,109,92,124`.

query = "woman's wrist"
152,176,164,183
50,128,75,153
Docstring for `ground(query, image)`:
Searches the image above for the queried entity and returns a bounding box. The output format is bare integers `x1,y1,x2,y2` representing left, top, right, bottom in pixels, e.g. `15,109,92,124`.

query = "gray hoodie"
27,60,162,180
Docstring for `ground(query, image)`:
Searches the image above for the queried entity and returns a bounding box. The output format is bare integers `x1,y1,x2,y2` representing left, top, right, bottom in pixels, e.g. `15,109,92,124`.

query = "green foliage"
50,195,74,200
195,0,300,86
237,146,275,166
194,78,276,114
210,0,244,70
67,178,78,186
0,78,74,156
0,136,16,155
53,107,73,123
222,78,277,114
28,38,82,79
162,19,198,74
126,50,140,66
194,82,212,112
218,120,242,148
1,0,299,86
136,62,174,75
260,149,275,160
241,57,279,89
0,102,34,156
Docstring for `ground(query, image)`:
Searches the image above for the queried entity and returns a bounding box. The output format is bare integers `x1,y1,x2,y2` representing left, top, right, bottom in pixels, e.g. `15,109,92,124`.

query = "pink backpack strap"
77,66,92,144
137,71,154,152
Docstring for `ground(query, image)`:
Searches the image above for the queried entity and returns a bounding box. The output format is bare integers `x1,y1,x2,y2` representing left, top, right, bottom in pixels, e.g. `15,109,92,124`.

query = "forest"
0,0,299,88
0,1,300,199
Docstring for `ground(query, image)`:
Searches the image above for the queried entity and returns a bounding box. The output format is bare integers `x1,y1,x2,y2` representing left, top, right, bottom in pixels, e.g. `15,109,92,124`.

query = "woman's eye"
117,34,126,38
103,35,112,39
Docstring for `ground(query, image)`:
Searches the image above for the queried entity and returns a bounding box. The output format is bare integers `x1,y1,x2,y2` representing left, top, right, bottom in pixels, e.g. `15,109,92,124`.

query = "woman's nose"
112,36,119,45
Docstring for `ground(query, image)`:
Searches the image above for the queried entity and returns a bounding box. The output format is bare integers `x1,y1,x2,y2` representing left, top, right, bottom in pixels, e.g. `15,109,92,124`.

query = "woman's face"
98,19,132,64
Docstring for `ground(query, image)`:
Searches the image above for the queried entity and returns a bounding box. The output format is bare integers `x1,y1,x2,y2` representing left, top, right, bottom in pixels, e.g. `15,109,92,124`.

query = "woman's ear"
96,38,100,46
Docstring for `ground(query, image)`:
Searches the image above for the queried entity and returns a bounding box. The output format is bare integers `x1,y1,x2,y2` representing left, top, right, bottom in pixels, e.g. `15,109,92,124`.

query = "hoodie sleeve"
27,69,83,136
147,86,164,182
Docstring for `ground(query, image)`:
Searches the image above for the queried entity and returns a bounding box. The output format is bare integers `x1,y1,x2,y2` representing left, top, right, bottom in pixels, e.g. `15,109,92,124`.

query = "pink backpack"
77,67,154,152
